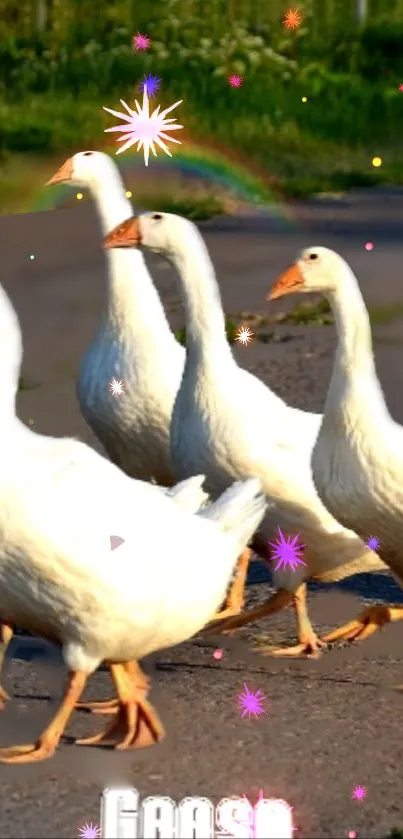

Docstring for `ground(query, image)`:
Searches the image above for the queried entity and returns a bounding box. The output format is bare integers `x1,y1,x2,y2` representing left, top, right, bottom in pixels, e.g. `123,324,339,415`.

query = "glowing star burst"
234,790,264,834
283,8,302,29
237,683,266,718
108,377,124,397
234,790,294,838
269,527,307,572
228,74,243,88
236,325,253,345
78,823,101,839
352,785,367,802
103,86,183,166
366,535,380,551
132,33,150,51
139,73,161,97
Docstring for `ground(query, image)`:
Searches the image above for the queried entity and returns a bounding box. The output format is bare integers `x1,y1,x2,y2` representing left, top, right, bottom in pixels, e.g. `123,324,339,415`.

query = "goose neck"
0,286,22,426
90,172,176,343
330,277,374,374
90,169,133,236
171,234,233,361
324,271,387,420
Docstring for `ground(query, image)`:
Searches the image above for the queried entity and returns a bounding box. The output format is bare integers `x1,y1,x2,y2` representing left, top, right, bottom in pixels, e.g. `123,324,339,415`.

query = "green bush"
0,7,403,199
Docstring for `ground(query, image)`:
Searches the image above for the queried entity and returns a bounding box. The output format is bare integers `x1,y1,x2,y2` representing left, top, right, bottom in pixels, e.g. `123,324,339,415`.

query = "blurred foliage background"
0,0,403,206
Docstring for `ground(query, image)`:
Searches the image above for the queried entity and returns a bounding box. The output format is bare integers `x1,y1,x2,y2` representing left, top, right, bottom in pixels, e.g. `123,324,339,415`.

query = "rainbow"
27,139,292,226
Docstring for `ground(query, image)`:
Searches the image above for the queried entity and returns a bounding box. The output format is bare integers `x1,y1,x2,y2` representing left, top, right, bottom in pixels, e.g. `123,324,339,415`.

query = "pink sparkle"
364,242,374,251
234,791,294,837
348,832,357,838
213,649,223,660
399,84,403,91
132,33,150,51
78,824,101,839
352,785,367,802
237,683,266,718
228,74,243,88
235,790,264,834
269,527,306,573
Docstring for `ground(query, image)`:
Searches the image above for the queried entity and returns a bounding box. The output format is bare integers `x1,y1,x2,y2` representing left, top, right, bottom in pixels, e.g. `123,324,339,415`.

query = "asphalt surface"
0,188,403,838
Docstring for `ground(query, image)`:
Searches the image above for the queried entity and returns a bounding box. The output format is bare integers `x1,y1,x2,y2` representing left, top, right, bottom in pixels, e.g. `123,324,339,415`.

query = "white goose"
104,214,386,657
0,471,208,714
0,277,267,763
47,151,185,486
45,153,249,622
268,246,403,644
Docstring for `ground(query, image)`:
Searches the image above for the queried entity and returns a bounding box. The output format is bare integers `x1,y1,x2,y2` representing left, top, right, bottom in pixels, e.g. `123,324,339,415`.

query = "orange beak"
46,157,73,186
267,263,304,301
103,217,142,250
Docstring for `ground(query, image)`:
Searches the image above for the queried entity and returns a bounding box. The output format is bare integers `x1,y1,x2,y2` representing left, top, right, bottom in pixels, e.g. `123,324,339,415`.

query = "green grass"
51,184,228,221
175,317,240,345
0,147,233,217
1,18,403,211
368,302,403,325
273,299,403,327
140,193,226,221
174,300,403,342
0,85,400,206
18,375,41,391
275,299,335,325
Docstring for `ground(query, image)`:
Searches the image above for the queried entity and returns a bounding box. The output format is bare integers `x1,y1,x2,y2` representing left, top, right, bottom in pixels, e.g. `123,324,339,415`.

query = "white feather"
287,246,403,585
0,280,266,674
66,152,185,485
135,213,385,616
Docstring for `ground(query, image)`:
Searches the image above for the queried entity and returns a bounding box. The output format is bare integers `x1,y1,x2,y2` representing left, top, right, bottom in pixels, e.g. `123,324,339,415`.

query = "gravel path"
0,190,402,838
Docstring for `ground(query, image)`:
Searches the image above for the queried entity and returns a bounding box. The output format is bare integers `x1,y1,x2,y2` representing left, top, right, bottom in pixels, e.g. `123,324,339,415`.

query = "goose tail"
165,475,209,514
199,478,267,551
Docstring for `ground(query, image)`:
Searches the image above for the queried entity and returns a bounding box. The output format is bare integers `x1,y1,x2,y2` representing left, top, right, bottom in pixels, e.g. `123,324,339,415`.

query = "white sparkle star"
103,86,183,166
108,377,124,397
236,325,254,345
78,823,101,839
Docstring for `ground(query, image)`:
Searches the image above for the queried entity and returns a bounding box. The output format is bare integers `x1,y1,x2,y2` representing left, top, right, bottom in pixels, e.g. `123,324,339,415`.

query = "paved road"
0,189,403,838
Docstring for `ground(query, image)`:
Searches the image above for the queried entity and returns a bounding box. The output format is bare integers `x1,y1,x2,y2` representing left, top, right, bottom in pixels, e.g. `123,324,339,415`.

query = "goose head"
268,246,350,301
46,150,119,191
103,212,194,260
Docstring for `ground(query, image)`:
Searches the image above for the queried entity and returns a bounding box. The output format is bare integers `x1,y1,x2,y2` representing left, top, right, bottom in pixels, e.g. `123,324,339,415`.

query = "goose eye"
309,253,318,261
151,214,162,221
83,151,93,157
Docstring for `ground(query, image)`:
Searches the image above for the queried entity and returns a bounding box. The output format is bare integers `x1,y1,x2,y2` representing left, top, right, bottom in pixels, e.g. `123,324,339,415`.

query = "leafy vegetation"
276,300,403,327
275,299,334,326
1,0,403,209
18,375,41,391
175,317,239,345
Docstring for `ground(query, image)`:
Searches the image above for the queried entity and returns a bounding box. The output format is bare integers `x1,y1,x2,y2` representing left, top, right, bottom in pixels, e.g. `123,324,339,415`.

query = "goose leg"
76,661,149,715
204,587,294,634
0,623,13,708
261,583,326,658
76,662,165,750
0,670,88,764
322,603,403,644
210,549,252,623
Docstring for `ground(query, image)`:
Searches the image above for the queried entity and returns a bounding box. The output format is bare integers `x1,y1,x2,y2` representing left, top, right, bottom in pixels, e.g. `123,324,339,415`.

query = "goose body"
104,214,385,656
47,152,185,484
0,437,259,661
269,248,403,643
0,277,267,762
